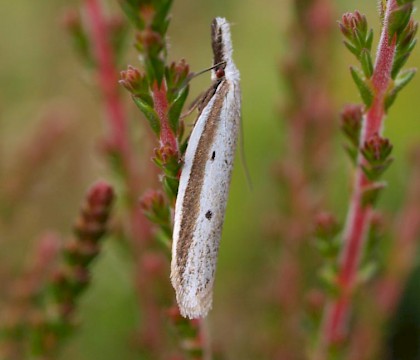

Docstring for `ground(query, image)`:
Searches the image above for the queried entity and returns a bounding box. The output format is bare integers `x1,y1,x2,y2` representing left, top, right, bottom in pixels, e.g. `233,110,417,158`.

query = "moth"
171,17,241,319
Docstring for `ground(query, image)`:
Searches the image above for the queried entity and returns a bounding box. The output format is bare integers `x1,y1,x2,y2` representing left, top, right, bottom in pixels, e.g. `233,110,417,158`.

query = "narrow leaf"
343,41,360,57
388,4,412,39
366,29,374,51
152,0,173,34
361,182,386,207
353,28,365,49
163,175,179,200
357,261,379,284
360,48,374,78
132,96,161,135
350,66,374,107
391,52,410,79
146,57,166,86
344,145,358,165
119,1,144,30
168,86,189,133
385,68,416,110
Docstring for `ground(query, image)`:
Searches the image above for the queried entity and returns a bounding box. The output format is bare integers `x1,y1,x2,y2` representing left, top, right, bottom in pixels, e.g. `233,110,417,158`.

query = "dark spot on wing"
211,151,216,161
205,210,213,220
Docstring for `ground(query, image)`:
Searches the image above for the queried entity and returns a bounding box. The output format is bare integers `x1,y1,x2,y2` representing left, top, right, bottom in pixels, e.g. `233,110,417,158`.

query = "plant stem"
84,0,151,242
152,82,178,152
275,0,335,356
85,0,127,155
84,2,165,355
150,81,209,358
321,0,398,349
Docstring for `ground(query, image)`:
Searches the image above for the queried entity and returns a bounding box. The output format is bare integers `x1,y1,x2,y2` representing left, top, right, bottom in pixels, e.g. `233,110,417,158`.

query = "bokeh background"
1,0,420,359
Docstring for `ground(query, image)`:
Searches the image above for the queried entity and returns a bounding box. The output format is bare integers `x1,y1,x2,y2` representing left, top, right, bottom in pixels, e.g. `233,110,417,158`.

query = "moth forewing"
171,17,241,319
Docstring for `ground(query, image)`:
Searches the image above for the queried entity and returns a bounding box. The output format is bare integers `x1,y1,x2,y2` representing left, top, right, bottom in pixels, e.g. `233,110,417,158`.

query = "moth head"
211,17,236,81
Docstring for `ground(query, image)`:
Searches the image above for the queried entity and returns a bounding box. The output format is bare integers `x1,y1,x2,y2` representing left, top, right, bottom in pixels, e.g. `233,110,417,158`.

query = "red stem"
375,155,420,315
84,0,151,240
84,1,163,353
152,82,179,152
321,0,398,349
85,0,128,155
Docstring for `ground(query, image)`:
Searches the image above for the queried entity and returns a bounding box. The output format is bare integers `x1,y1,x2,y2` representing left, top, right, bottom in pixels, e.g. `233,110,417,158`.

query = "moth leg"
180,93,204,120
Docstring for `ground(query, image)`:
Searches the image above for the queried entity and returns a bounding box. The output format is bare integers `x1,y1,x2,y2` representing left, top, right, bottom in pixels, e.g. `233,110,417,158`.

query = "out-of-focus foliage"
1,0,420,359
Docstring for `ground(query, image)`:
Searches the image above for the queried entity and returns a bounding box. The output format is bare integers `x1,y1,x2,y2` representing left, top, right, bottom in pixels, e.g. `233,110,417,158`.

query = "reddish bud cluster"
167,60,190,88
339,11,367,38
140,189,170,232
155,143,178,167
74,181,114,241
107,15,125,34
139,5,156,27
305,289,326,314
360,133,394,183
341,104,363,127
45,181,114,339
314,212,340,240
120,65,148,96
136,28,163,53
341,104,364,148
140,189,165,212
61,9,81,31
362,133,393,163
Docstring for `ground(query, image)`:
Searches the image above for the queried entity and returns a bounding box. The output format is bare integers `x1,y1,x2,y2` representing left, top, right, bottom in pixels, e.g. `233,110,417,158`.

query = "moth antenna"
176,61,227,93
189,61,226,80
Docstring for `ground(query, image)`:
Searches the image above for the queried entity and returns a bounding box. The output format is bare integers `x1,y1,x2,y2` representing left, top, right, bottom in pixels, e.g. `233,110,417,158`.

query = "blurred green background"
1,0,420,359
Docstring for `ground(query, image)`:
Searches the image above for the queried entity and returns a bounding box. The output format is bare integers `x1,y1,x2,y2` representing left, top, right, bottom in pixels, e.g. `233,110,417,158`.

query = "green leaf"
360,181,386,207
397,0,415,5
70,26,95,68
179,135,189,155
343,41,360,57
405,37,417,54
318,265,340,298
152,0,173,34
314,238,340,258
398,25,417,53
388,4,413,39
357,261,378,284
361,157,394,181
161,18,171,36
350,66,374,107
168,86,189,133
395,67,416,89
353,28,365,49
385,68,416,110
360,48,374,78
119,1,144,30
366,29,374,51
344,145,359,165
162,175,179,200
132,96,161,135
391,52,411,79
155,229,172,251
145,57,166,86
110,21,129,65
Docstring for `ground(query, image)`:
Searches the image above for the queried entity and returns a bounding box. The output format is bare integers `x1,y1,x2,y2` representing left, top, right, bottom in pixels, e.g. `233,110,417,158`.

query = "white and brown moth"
171,17,241,319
